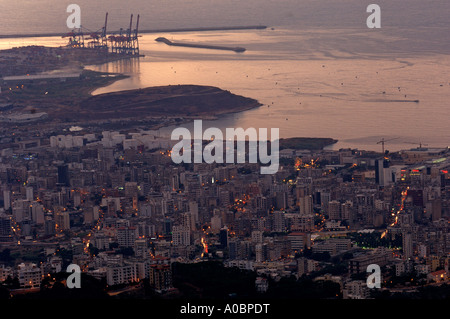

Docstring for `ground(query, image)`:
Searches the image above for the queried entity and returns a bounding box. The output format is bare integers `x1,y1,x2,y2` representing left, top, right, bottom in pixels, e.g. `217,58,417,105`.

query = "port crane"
62,12,140,55
62,12,109,50
109,14,141,55
85,12,109,50
62,27,85,48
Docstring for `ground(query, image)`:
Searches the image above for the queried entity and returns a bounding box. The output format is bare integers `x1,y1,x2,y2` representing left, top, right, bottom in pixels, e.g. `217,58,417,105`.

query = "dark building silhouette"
219,226,228,249
57,164,70,186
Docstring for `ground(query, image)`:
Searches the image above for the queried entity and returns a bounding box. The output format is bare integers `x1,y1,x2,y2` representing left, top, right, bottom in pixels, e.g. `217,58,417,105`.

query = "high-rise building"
0,214,12,242
294,214,314,232
57,164,70,187
272,211,285,232
17,263,42,288
98,147,114,163
12,199,31,223
255,243,269,262
55,211,70,230
375,158,394,187
25,187,34,201
106,264,137,286
341,201,353,221
328,200,341,220
228,239,240,260
219,227,228,249
287,232,311,253
430,199,442,221
137,222,156,238
251,230,263,244
92,232,109,250
44,218,56,236
172,225,191,246
134,239,148,258
30,202,44,225
210,214,222,233
117,227,137,248
164,218,172,235
402,232,413,260
189,201,199,226
125,182,138,198
407,189,424,207
255,195,268,212
84,209,94,225
239,240,252,260
297,257,308,277
149,264,172,292
319,190,331,209
275,191,288,210
219,190,231,207
2,190,11,210
73,192,81,207
92,206,100,221
298,195,313,216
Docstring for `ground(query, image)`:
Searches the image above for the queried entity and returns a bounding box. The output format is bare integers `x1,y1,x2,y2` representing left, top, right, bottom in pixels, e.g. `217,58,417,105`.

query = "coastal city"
0,3,449,306
0,121,448,299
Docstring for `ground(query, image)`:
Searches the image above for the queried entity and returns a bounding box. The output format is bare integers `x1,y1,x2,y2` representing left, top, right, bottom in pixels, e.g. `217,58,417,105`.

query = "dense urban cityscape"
0,121,449,300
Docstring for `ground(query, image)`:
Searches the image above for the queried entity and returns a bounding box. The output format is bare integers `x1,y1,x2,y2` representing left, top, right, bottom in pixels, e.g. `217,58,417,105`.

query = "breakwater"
155,37,246,53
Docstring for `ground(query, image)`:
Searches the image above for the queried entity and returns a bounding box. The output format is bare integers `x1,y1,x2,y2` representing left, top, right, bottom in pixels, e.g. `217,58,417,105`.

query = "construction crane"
377,137,399,154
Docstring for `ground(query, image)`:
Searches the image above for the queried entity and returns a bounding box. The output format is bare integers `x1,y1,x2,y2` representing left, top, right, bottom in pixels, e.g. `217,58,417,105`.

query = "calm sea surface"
1,0,449,151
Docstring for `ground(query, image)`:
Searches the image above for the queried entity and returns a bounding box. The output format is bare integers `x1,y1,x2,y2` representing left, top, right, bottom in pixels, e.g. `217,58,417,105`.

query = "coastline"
0,25,267,39
0,43,337,151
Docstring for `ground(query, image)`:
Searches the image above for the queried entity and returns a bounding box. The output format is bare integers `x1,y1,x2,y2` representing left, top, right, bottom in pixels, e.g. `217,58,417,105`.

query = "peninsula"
60,84,263,121
0,45,261,125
